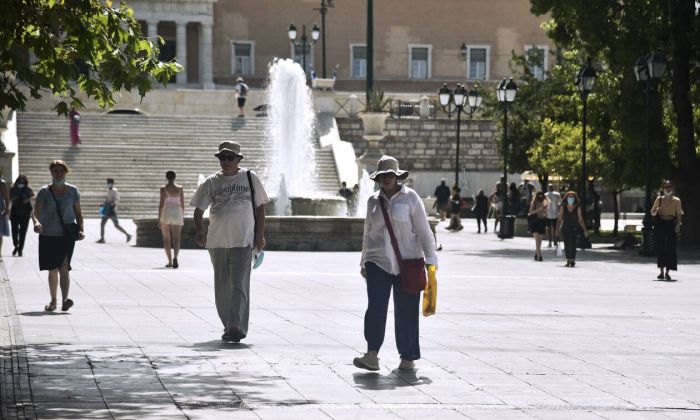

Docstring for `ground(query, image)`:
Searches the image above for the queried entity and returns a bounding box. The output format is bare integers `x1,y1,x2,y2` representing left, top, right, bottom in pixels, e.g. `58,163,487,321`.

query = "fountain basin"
266,196,347,216
134,216,437,251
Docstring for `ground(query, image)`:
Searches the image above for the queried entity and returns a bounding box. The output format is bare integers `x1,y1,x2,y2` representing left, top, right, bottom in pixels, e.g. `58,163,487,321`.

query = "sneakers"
96,238,105,243
222,326,245,343
353,352,380,371
398,359,415,370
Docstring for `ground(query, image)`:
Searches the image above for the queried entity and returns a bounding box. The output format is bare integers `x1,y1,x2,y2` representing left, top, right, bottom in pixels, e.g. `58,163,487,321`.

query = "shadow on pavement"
19,311,68,317
352,370,432,390
186,340,254,351
460,246,700,264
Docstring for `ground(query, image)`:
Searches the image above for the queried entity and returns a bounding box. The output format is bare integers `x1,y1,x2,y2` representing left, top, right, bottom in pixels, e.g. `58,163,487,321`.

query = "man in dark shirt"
433,179,451,221
338,182,352,214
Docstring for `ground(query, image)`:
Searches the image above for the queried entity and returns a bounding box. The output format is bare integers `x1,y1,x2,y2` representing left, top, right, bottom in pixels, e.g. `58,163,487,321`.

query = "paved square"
2,218,699,419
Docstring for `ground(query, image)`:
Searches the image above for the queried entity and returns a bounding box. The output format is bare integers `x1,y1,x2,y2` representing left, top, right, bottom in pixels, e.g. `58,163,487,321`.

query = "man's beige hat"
369,155,408,181
215,141,244,159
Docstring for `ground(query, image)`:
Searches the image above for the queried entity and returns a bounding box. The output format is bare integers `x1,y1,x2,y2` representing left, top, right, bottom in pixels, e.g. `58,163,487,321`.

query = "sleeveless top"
562,204,580,229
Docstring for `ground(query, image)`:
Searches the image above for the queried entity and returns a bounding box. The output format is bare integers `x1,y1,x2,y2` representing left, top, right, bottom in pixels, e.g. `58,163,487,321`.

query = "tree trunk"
668,0,699,245
613,190,620,235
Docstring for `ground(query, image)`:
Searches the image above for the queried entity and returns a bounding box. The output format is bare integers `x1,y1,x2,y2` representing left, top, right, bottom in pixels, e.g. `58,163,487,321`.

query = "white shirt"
545,191,562,219
360,185,438,275
190,169,269,248
105,188,119,206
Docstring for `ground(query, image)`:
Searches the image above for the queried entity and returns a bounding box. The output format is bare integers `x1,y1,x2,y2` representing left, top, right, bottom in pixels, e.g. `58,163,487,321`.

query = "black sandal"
61,299,74,311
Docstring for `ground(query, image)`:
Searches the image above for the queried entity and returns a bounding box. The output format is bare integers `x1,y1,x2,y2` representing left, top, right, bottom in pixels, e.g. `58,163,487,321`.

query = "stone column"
199,22,214,89
146,19,159,38
176,21,188,85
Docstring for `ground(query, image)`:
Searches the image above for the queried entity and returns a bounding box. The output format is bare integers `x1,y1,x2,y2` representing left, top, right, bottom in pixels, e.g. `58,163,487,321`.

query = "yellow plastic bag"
422,265,437,317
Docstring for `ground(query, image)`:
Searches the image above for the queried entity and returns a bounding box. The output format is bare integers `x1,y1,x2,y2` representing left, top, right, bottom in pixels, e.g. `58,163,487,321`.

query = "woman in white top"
159,171,185,268
354,156,437,372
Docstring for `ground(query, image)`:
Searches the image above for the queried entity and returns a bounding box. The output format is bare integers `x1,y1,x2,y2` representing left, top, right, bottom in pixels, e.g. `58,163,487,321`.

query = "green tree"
0,0,181,118
529,0,700,244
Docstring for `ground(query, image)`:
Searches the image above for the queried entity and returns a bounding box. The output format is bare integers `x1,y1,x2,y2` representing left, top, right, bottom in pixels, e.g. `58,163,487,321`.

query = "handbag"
378,196,427,295
48,186,81,241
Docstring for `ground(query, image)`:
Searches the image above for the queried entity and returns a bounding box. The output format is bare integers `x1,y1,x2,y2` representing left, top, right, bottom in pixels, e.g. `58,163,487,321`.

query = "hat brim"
215,150,244,159
369,169,408,182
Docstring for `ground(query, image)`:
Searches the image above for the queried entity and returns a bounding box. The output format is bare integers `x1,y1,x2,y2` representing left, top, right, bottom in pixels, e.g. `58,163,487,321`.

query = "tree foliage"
0,0,181,118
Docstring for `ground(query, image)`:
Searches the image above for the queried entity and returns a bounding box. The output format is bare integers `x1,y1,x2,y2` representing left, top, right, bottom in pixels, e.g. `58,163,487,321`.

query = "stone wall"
336,118,501,172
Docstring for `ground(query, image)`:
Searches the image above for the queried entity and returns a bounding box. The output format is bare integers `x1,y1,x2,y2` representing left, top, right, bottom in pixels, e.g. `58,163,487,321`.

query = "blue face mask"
52,179,65,186
566,197,575,205
107,183,114,189
16,183,26,189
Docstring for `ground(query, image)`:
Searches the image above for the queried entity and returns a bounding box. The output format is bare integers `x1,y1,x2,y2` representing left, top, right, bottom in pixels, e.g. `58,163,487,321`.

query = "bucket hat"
214,141,244,159
369,155,408,181
236,77,244,82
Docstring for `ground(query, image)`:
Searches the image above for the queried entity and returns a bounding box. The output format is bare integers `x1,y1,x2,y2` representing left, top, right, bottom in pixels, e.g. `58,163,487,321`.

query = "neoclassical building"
132,0,554,92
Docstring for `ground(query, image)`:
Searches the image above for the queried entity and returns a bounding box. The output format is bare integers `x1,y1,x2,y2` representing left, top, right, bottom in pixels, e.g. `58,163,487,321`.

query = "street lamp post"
288,23,320,79
575,60,597,234
314,0,335,78
438,83,483,190
634,51,667,256
496,77,517,239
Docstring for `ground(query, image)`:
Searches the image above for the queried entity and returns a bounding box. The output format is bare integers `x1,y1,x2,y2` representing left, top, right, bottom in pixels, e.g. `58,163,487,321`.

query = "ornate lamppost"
496,77,517,239
634,51,667,255
438,83,483,190
574,60,597,236
288,23,320,78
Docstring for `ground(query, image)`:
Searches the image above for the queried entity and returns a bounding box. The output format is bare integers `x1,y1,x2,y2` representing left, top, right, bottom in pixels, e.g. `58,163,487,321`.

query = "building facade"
132,0,554,92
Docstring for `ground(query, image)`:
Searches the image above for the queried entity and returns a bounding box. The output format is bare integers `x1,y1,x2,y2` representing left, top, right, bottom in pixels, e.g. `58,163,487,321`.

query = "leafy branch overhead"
0,0,182,117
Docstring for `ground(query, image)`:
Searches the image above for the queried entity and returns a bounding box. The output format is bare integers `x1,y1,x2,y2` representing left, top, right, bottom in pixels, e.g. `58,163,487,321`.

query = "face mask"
566,197,575,205
52,179,65,186
664,191,672,197
16,183,25,188
107,183,114,189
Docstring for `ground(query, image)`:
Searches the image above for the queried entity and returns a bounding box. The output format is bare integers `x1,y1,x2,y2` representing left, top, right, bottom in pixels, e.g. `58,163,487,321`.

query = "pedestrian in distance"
354,156,437,371
650,180,684,281
338,181,353,214
96,178,132,244
9,174,35,257
159,171,185,268
472,190,489,234
489,179,505,233
68,108,81,146
234,77,249,118
545,184,561,247
348,184,360,217
556,191,587,267
192,141,269,343
33,160,84,312
528,191,549,261
447,186,463,231
0,173,9,257
432,178,451,221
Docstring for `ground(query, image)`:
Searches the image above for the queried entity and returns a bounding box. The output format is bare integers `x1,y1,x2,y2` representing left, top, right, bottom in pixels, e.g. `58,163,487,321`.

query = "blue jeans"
363,262,421,361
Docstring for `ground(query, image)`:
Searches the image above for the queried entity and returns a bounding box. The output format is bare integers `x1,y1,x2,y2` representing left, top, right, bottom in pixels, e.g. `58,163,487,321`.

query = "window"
232,41,254,75
466,46,489,80
409,45,431,79
524,45,548,80
350,44,367,78
292,43,313,74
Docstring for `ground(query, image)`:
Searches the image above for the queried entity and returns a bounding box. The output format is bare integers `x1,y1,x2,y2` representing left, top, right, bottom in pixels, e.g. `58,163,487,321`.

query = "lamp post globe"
287,24,297,40
467,88,482,109
496,78,507,102
438,83,451,107
647,51,667,80
634,55,649,82
311,24,321,41
505,77,518,102
453,83,467,108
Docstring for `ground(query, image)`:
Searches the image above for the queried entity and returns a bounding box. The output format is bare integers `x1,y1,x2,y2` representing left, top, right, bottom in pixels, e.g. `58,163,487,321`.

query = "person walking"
96,178,132,244
159,171,185,268
433,179,451,221
338,181,352,214
33,160,84,312
489,179,505,233
68,108,81,146
528,191,549,261
0,174,9,256
473,190,489,234
447,187,463,230
234,77,249,118
508,182,520,216
9,174,35,257
545,184,561,247
650,180,684,281
191,141,269,343
354,156,437,371
556,191,587,267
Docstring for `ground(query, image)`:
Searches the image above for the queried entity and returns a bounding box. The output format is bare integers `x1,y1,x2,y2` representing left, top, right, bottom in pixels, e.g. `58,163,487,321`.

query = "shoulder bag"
48,186,80,241
378,196,426,295
246,170,257,235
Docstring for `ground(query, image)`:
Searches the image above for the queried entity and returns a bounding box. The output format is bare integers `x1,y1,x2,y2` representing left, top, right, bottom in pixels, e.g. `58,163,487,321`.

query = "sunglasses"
217,155,238,162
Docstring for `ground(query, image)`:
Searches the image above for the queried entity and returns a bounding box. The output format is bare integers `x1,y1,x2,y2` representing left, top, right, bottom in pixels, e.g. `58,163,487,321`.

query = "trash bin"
499,215,516,239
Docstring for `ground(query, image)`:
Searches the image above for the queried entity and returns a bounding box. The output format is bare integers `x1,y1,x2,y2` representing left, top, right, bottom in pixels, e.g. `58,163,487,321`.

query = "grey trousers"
208,247,253,335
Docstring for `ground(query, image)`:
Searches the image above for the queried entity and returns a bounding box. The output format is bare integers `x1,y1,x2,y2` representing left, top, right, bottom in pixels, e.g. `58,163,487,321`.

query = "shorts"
531,218,547,234
160,204,184,226
237,97,247,107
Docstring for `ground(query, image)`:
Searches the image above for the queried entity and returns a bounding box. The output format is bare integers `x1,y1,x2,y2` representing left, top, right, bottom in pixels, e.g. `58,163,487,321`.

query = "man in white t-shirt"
191,141,269,343
545,183,562,247
96,178,132,244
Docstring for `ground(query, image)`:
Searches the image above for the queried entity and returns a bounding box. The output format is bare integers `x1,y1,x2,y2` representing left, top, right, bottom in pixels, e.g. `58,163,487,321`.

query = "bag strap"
48,185,67,230
246,170,257,235
378,196,404,269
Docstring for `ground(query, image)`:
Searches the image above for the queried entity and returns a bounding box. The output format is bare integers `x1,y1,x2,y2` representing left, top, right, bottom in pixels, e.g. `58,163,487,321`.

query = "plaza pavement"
1,218,699,420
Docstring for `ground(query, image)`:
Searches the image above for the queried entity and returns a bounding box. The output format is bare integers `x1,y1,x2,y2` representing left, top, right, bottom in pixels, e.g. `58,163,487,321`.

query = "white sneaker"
353,352,379,371
398,359,415,370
